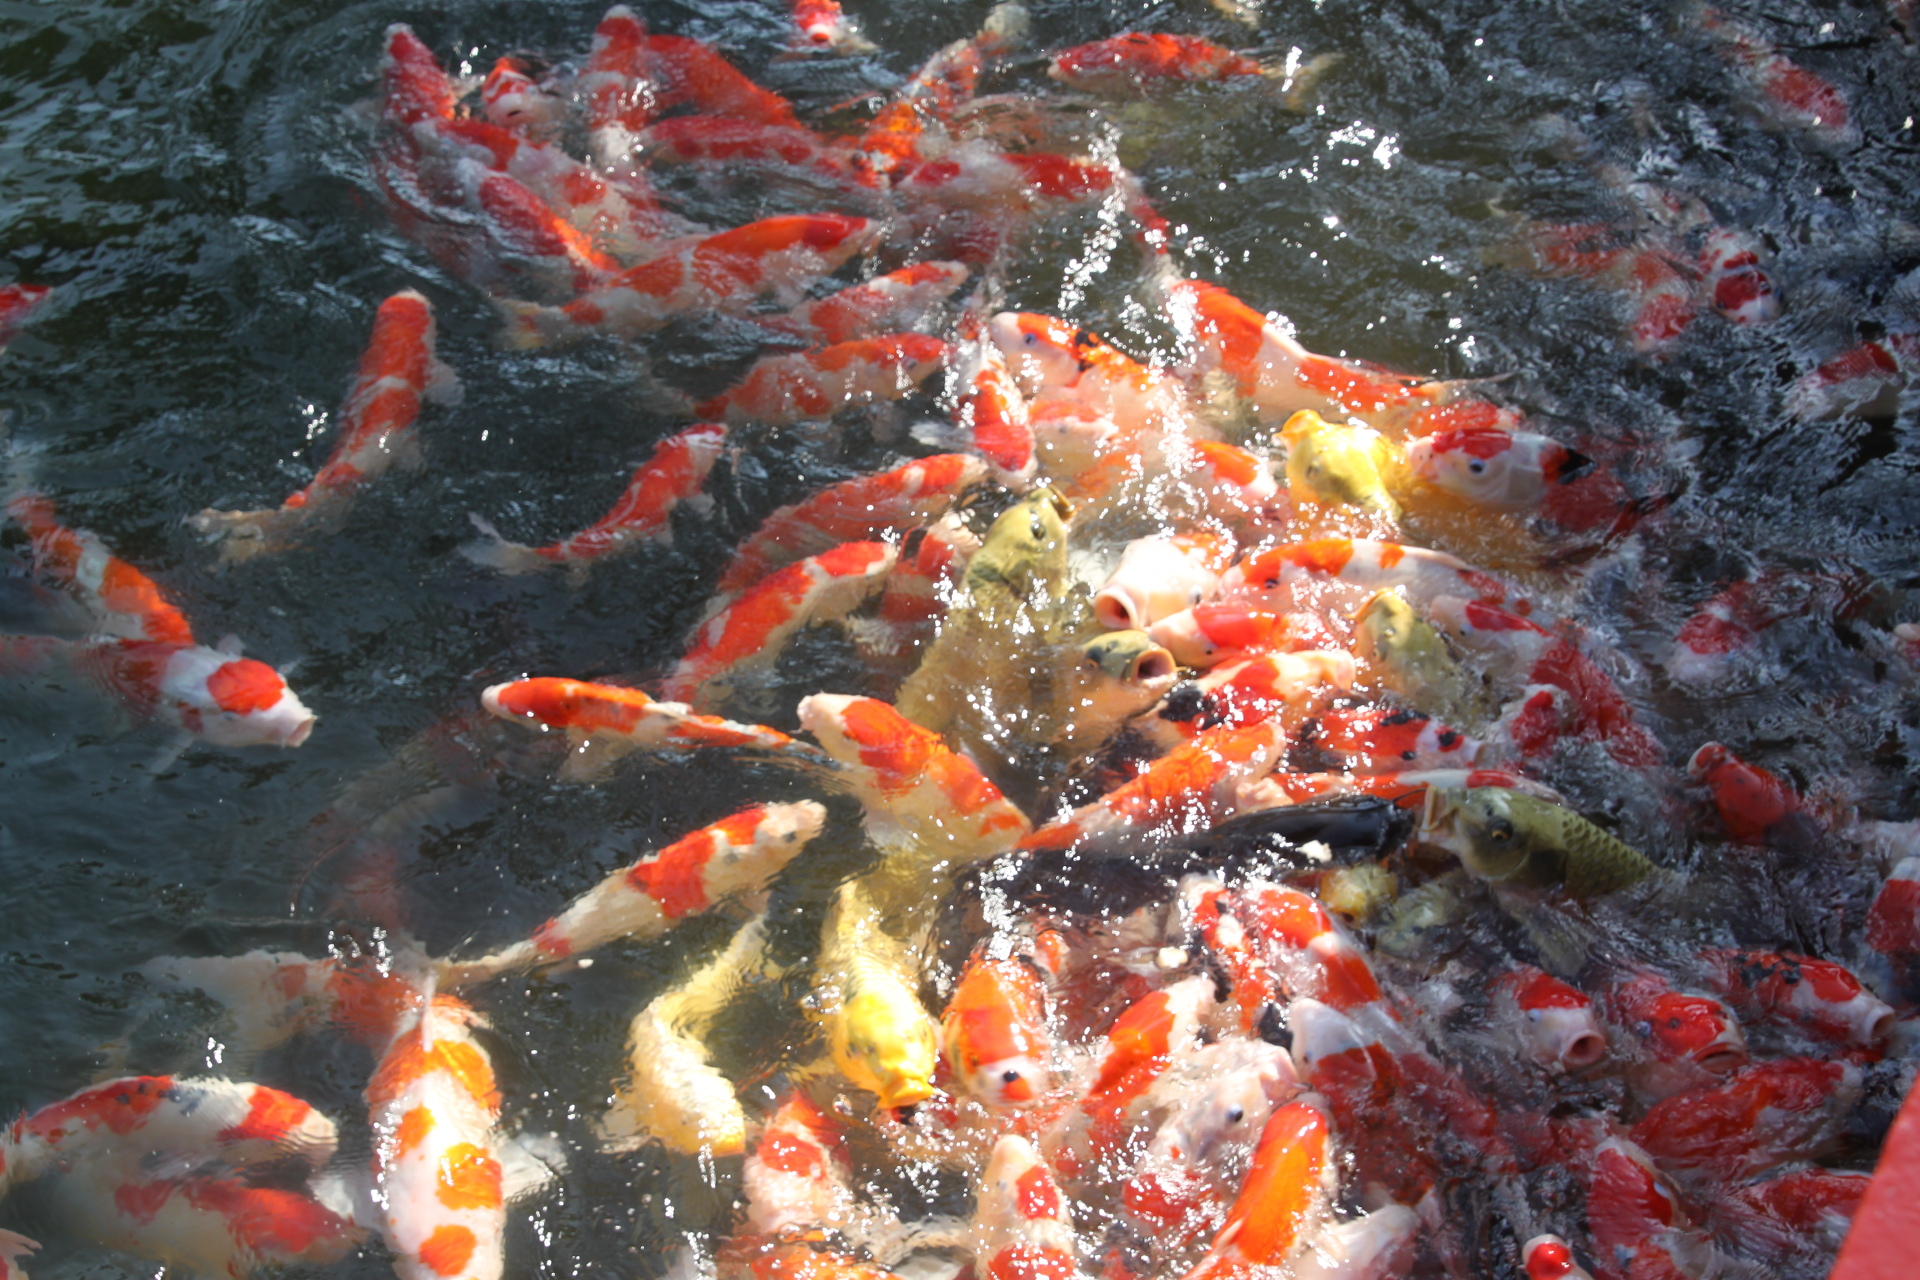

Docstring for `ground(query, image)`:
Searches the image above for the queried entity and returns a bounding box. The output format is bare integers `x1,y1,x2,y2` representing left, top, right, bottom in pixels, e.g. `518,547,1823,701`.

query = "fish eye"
1023,332,1037,345
1002,1069,1022,1083
1468,461,1486,474
1489,821,1512,842
1225,1107,1244,1123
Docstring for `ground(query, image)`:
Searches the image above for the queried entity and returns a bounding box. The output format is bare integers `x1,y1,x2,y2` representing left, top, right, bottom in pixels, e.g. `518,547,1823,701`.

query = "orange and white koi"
853,2,1029,181
366,989,507,1280
500,215,882,348
941,952,1051,1109
1405,426,1591,513
603,913,775,1156
1048,33,1271,97
716,453,985,595
463,423,725,577
969,1135,1086,1280
1169,439,1286,528
1147,603,1337,669
1177,1099,1331,1280
7,493,194,644
1490,965,1609,1074
1426,595,1661,767
941,310,1037,485
1695,5,1856,145
1093,532,1234,632
1300,704,1483,774
0,634,317,749
141,947,421,1056
989,311,1195,442
1017,721,1287,855
1144,650,1353,749
0,282,50,352
1628,1056,1862,1186
787,0,875,55
580,5,655,166
758,262,970,348
1698,948,1893,1048
1061,973,1218,1170
662,541,897,707
480,676,806,782
479,57,564,135
873,511,980,631
639,117,859,194
694,334,951,426
1166,277,1448,429
191,290,459,563
1225,538,1532,620
895,146,1121,219
439,801,826,985
1198,881,1385,1022
796,693,1032,860
742,1092,856,1238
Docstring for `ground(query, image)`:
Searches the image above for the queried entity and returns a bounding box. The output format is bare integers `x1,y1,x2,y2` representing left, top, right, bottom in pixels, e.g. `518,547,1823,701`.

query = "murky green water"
2,0,1918,1276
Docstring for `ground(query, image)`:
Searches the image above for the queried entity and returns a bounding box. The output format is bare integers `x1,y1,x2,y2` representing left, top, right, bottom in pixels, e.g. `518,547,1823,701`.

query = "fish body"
946,313,1038,484
479,57,564,134
480,676,802,781
1699,948,1893,1048
970,1135,1085,1280
0,282,50,351
1786,333,1920,421
1146,650,1351,749
1048,33,1269,97
1068,974,1218,1167
987,311,1193,441
1421,787,1656,897
663,541,897,708
1177,1100,1331,1280
1148,603,1336,669
1627,1057,1862,1184
759,262,970,348
1697,226,1778,324
366,991,507,1280
717,454,985,595
815,878,940,1110
1581,1133,1708,1280
1302,704,1482,774
440,801,825,985
500,215,882,347
695,334,950,425
1685,743,1803,843
463,423,725,576
1223,537,1526,617
942,954,1051,1108
1696,5,1856,144
742,1092,855,1237
1093,532,1233,632
8,494,194,644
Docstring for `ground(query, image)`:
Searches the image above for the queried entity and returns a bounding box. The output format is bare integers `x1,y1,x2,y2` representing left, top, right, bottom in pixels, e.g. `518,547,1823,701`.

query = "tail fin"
493,298,570,352
186,505,292,566
458,512,554,575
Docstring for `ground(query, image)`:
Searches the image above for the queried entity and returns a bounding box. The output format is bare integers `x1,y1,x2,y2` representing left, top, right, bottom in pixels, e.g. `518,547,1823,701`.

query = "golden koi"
814,878,941,1110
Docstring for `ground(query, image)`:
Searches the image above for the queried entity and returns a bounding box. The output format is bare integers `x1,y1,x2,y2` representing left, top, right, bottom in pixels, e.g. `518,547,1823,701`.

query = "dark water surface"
2,0,1919,1276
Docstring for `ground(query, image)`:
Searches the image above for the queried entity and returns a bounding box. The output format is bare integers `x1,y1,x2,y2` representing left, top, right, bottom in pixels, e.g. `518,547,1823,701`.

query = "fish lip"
1559,1032,1608,1070
285,716,317,748
1691,1043,1747,1075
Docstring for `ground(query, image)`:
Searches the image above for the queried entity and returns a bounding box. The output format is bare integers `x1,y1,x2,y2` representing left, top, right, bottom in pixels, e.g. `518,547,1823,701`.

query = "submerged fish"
1421,786,1657,898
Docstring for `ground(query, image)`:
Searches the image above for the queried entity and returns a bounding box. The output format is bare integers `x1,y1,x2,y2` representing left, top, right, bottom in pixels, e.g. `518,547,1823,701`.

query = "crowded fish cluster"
1,3,1917,1280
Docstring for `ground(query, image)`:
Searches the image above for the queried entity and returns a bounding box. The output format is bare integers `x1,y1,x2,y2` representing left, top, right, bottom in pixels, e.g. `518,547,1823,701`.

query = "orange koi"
1300,704,1484,774
1579,1130,1710,1280
1067,974,1218,1169
8,493,194,644
796,693,1032,857
942,953,1051,1108
462,423,726,577
1048,33,1270,97
642,33,801,129
1177,1100,1330,1280
439,801,826,986
875,511,980,630
758,261,971,348
640,116,847,178
853,3,1028,180
191,290,459,563
716,453,986,595
694,334,950,426
500,214,882,348
366,990,507,1280
940,308,1037,485
661,541,898,707
1148,603,1338,669
480,676,806,782
1017,721,1286,854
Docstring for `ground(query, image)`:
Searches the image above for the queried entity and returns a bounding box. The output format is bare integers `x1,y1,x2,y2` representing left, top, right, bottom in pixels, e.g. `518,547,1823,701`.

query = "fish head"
1422,786,1531,881
169,651,317,748
1633,991,1747,1072
1349,588,1436,674
990,311,1086,395
1406,428,1523,505
836,987,938,1110
1029,401,1119,479
967,487,1073,598
1073,630,1180,729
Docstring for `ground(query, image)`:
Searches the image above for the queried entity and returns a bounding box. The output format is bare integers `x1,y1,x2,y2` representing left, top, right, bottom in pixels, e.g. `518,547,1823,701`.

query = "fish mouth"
285,716,317,748
1559,1032,1608,1070
1692,1043,1747,1076
1132,647,1176,683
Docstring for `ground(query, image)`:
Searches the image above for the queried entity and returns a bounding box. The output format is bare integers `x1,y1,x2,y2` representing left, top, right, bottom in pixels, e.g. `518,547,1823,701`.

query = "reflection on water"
1,0,1917,1276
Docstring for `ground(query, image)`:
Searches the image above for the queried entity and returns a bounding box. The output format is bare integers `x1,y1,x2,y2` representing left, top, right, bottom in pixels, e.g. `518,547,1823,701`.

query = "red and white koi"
141,948,421,1056
1058,974,1218,1172
1579,1131,1710,1280
481,676,805,781
1196,881,1385,1023
796,693,1031,857
758,262,970,348
479,58,565,135
1866,855,1920,983
1521,1235,1595,1280
1285,997,1442,1209
191,290,459,563
7,493,194,644
1697,226,1779,324
463,422,725,576
1048,33,1271,98
1143,650,1352,749
1698,948,1893,1048
942,310,1038,485
366,989,507,1280
988,311,1196,443
1711,1167,1869,1269
1404,426,1591,513
662,541,897,707
942,952,1051,1109
874,511,979,631
742,1092,856,1238
1685,743,1806,844
1176,1099,1331,1280
1093,532,1234,632
1603,969,1749,1103
1016,721,1287,855
1787,332,1920,420
439,801,826,985
969,1135,1086,1280
694,334,951,426
1147,603,1337,669
1490,965,1609,1074
500,215,882,348
1696,5,1856,145
1220,537,1531,618
580,5,655,167
716,453,984,596
1627,1056,1862,1185
787,0,875,56
1300,704,1484,774
0,282,50,352
853,2,1029,181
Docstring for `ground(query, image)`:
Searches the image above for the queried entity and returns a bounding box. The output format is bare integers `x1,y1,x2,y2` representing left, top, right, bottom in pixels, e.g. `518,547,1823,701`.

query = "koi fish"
1697,226,1778,324
1222,537,1530,618
716,453,985,596
941,953,1051,1108
479,57,564,134
603,913,775,1156
1684,743,1807,844
191,290,459,563
853,3,1029,180
438,801,826,986
987,311,1195,442
1628,1056,1862,1185
694,334,951,426
742,1092,855,1238
1063,974,1218,1169
1281,410,1399,522
814,877,941,1110
1785,333,1920,421
0,282,50,351
380,23,458,127
365,989,508,1280
1698,948,1893,1048
936,308,1037,486
1300,704,1484,774
480,676,806,782
462,423,726,577
1093,532,1233,632
873,510,979,631
969,1135,1085,1280
1521,1235,1595,1280
1016,721,1287,855
787,0,875,55
6,493,193,644
141,947,419,1057
1404,426,1592,513
1147,603,1337,669
758,262,971,348
1865,855,1920,977
1347,589,1488,726
1056,630,1180,756
1490,965,1609,1074
1580,1130,1712,1280
0,634,317,749
661,541,897,708
1421,786,1659,898
1695,5,1856,144
1145,650,1352,748
1048,33,1273,97
580,5,654,167
1177,1100,1331,1280
1603,969,1749,1102
499,214,882,348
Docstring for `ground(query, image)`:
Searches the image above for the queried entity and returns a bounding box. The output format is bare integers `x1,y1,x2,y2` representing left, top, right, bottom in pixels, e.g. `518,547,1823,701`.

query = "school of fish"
1,3,1918,1280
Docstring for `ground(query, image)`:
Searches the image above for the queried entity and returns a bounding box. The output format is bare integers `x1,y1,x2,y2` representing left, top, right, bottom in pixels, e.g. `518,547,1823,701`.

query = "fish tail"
493,299,569,351
459,512,554,575
185,505,298,566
